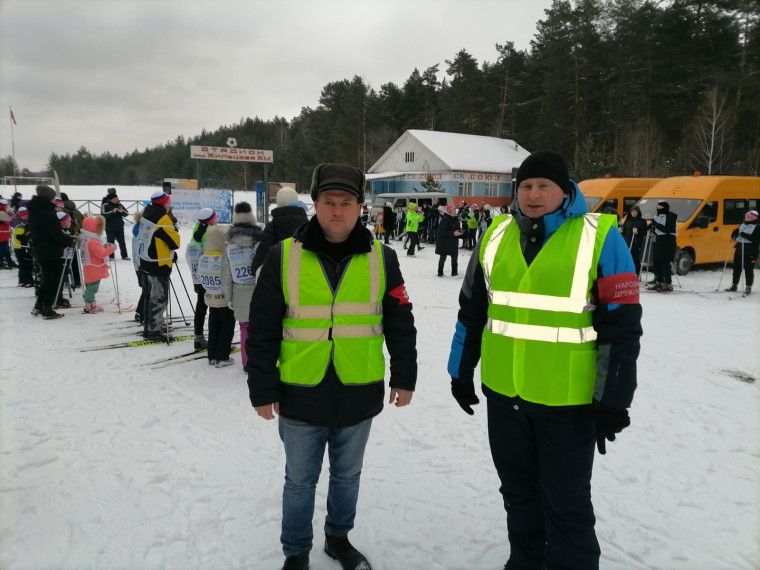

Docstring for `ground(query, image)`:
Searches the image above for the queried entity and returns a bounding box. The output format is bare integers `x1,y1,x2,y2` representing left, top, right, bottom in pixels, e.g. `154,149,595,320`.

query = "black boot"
324,535,372,570
144,330,172,342
55,297,71,308
282,553,309,570
726,284,738,292
41,305,64,320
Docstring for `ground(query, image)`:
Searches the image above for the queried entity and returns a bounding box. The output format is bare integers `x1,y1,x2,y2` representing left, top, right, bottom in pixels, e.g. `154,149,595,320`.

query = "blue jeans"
278,416,372,557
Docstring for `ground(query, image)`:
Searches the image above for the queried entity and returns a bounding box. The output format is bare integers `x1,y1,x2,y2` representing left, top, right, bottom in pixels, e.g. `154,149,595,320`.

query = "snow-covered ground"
1,185,758,570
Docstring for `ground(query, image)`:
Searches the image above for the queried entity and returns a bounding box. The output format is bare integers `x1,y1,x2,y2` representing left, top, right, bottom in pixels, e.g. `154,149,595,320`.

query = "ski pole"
111,252,123,314
108,256,118,306
169,277,190,326
739,242,746,292
165,277,172,346
715,241,733,291
670,260,681,288
638,233,650,280
628,228,637,252
65,254,75,298
54,247,73,307
174,261,196,311
75,238,85,302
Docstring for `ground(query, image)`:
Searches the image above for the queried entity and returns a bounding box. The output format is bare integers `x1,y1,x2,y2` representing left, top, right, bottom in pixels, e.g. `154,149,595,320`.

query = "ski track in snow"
1,188,758,570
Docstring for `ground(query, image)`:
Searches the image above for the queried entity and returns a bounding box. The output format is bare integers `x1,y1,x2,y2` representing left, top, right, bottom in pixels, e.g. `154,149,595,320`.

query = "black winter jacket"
622,213,648,251
250,205,308,273
246,216,417,427
27,196,73,262
382,206,395,232
102,200,128,228
731,219,760,257
436,213,461,256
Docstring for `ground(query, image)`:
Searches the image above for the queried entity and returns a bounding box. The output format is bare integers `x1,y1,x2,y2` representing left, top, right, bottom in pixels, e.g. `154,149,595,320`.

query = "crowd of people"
1,152,757,570
369,198,509,278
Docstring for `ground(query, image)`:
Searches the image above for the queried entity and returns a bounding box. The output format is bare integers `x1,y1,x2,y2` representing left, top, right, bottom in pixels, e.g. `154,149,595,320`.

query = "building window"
459,182,474,197
484,182,498,197
404,152,415,163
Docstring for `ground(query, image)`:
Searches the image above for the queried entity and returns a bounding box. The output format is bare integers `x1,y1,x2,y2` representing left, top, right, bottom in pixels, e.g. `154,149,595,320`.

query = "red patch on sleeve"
389,284,411,305
596,273,640,304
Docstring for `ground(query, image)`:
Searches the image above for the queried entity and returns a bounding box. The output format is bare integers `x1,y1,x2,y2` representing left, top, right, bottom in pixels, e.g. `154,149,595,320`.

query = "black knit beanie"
515,150,574,197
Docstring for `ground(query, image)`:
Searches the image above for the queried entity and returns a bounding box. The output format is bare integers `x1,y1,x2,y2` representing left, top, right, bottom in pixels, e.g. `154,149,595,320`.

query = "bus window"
623,197,639,215
724,199,749,225
690,201,717,229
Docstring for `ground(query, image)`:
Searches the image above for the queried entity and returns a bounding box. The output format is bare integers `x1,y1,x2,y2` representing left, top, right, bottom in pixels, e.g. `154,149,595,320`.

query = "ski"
88,324,193,342
145,342,241,366
110,316,188,328
80,334,194,352
150,347,241,369
147,347,207,365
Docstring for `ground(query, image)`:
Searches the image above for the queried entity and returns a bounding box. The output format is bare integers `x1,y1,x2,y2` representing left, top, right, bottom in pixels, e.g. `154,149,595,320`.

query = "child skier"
221,202,262,373
12,207,34,287
186,208,217,349
198,223,235,367
79,215,115,313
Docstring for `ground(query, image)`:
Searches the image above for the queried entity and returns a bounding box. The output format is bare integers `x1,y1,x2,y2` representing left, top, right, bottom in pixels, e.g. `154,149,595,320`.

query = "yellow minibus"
635,175,760,274
578,177,662,218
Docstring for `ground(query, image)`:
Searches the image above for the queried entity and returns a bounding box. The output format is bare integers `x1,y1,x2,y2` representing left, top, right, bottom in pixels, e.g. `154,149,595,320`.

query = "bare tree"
616,117,663,177
747,141,760,177
693,87,732,174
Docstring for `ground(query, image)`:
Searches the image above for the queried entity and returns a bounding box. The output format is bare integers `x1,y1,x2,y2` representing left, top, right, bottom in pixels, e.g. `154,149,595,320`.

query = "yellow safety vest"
279,238,386,385
479,213,616,406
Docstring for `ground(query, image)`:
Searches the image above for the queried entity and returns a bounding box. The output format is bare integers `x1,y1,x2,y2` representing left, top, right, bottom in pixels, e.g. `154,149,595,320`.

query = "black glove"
592,405,630,455
451,377,479,415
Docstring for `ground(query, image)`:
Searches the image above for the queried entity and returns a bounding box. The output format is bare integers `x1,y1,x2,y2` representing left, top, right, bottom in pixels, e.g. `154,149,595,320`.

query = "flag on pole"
10,107,17,125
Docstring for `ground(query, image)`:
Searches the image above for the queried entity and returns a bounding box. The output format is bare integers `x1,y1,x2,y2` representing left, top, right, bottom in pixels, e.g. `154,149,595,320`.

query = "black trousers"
487,395,600,570
36,259,64,308
731,243,756,287
437,253,458,276
194,284,208,336
16,249,34,285
629,245,642,277
407,231,419,255
208,306,236,361
106,225,128,259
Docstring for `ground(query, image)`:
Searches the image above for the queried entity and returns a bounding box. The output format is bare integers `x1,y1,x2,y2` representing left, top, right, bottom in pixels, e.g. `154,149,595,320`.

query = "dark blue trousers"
487,394,600,570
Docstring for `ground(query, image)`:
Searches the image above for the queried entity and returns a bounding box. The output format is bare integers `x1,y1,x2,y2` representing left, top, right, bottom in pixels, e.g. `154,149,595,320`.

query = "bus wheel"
675,249,694,275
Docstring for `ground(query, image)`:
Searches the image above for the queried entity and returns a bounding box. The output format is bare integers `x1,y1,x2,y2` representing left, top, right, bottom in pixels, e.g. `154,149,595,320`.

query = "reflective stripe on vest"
279,239,386,385
479,213,614,405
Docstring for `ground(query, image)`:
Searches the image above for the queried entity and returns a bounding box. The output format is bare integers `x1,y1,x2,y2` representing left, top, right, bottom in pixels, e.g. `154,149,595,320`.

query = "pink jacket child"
79,216,115,313
0,199,17,268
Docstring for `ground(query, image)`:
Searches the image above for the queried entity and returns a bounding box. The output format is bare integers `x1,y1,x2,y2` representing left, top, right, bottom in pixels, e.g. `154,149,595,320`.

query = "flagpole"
9,106,17,194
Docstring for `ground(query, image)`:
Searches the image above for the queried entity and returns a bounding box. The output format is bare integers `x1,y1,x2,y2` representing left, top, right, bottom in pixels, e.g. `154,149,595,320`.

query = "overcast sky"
0,0,554,173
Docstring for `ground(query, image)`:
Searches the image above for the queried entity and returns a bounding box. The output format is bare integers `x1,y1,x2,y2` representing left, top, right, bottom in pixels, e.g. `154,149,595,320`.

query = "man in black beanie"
448,150,643,570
